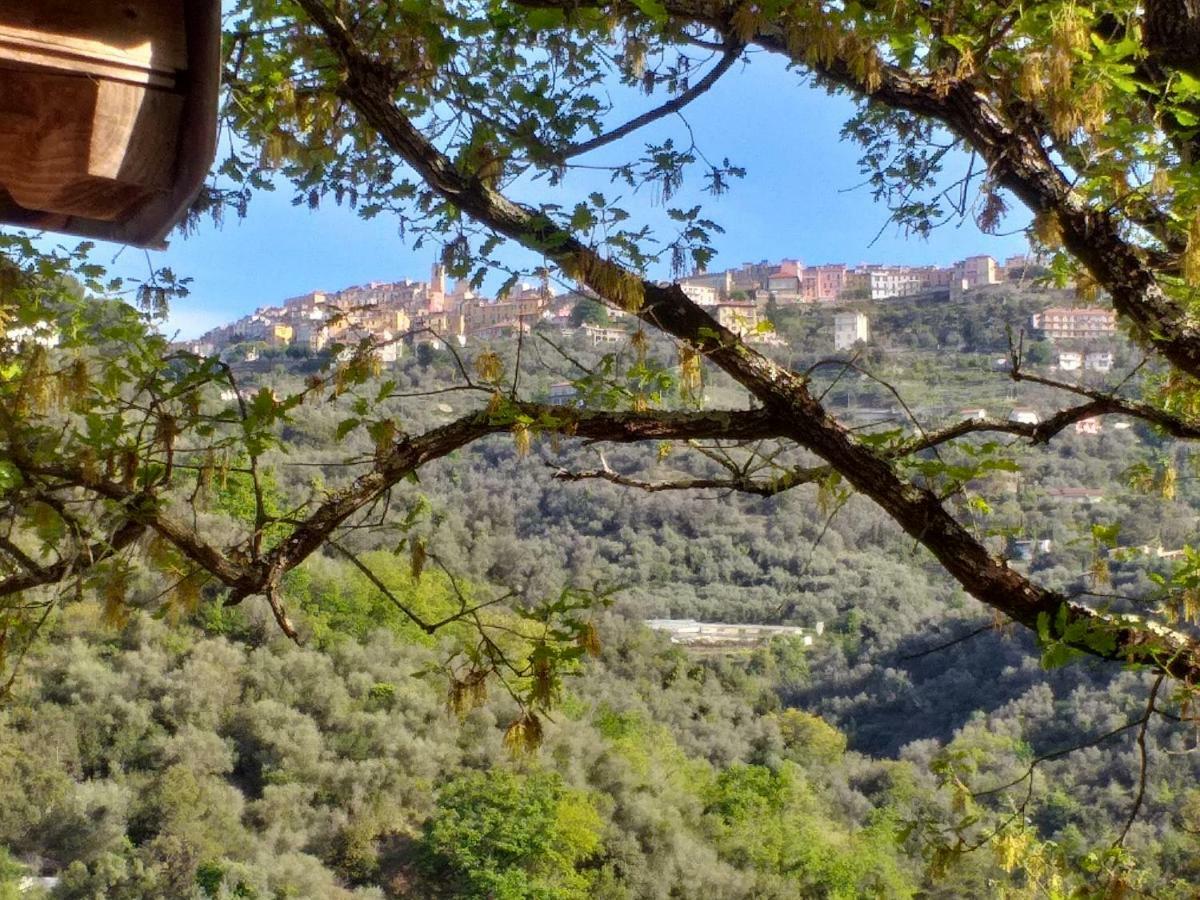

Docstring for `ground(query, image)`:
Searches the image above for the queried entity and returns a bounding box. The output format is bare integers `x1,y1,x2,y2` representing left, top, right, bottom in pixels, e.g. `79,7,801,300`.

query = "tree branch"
556,39,742,160
288,0,1200,683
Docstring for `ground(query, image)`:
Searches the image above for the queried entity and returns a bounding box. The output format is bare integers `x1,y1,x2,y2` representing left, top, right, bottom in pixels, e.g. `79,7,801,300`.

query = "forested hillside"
4,296,1200,897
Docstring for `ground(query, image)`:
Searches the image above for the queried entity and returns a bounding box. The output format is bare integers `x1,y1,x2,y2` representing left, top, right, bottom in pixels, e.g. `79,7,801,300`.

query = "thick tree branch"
15,403,781,604
285,0,1200,682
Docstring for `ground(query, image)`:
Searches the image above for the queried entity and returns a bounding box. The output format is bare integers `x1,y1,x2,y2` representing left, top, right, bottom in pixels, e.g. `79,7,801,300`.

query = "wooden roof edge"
114,0,221,249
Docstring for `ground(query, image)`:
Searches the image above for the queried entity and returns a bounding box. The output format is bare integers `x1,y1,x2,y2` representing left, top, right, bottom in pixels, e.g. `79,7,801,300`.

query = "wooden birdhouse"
0,0,220,248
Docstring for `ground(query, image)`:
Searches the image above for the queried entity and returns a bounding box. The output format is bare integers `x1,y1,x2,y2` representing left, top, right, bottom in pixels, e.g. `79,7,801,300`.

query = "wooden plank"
115,0,221,247
89,81,180,191
0,70,163,220
0,44,175,89
0,0,187,75
0,71,95,212
0,0,218,247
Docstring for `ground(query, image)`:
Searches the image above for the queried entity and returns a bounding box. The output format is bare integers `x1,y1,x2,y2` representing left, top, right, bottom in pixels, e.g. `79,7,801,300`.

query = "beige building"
1032,308,1117,341
677,282,719,306
715,301,760,336
959,255,1000,287
461,288,549,338
847,266,927,300
677,270,732,298
834,311,869,350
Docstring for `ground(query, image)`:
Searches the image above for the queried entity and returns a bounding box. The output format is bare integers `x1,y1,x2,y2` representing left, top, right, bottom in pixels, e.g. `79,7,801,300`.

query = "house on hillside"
803,264,848,301
715,301,760,336
583,324,627,345
1057,351,1082,371
950,255,1001,296
548,382,579,405
767,259,804,302
834,312,869,351
677,282,719,306
1009,407,1039,425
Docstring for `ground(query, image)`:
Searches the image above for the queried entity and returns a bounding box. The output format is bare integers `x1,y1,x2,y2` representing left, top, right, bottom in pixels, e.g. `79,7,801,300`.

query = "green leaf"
525,7,564,29
630,0,668,22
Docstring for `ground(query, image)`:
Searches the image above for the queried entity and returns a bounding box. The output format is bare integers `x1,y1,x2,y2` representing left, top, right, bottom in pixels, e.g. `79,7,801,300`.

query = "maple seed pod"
679,345,703,397
503,712,544,753
474,350,503,383
1018,54,1046,100
1151,167,1171,197
1032,209,1064,249
731,3,762,42
629,329,649,361
62,357,90,409
1183,215,1200,285
486,390,505,417
120,449,139,489
512,422,532,458
576,621,602,657
24,344,53,413
102,567,131,630
373,419,397,462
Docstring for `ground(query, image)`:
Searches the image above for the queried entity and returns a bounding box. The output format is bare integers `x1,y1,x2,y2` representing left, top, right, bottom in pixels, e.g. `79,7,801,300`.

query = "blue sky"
85,50,1030,339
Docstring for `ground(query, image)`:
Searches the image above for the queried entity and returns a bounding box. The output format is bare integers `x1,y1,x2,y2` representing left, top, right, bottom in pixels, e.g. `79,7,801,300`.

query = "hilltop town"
181,252,1104,361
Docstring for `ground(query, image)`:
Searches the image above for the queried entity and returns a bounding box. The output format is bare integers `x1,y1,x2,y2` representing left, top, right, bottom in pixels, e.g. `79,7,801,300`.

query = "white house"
1085,351,1113,372
1057,351,1083,371
548,382,579,405
833,312,869,351
1009,407,1039,425
677,282,719,306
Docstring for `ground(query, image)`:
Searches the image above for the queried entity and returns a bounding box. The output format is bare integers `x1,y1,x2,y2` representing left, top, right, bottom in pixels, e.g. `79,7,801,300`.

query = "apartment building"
850,267,928,300
715,301,760,336
834,312,869,350
767,259,804,302
803,264,847,301
676,270,732,298
958,255,1001,289
1032,308,1117,340
677,282,719,306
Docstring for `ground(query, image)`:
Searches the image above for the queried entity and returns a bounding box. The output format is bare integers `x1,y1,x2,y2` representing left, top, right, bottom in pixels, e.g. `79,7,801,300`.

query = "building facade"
1032,308,1118,341
834,312,869,350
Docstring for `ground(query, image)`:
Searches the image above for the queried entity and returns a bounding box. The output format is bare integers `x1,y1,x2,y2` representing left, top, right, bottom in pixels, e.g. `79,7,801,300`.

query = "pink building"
803,264,847,301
